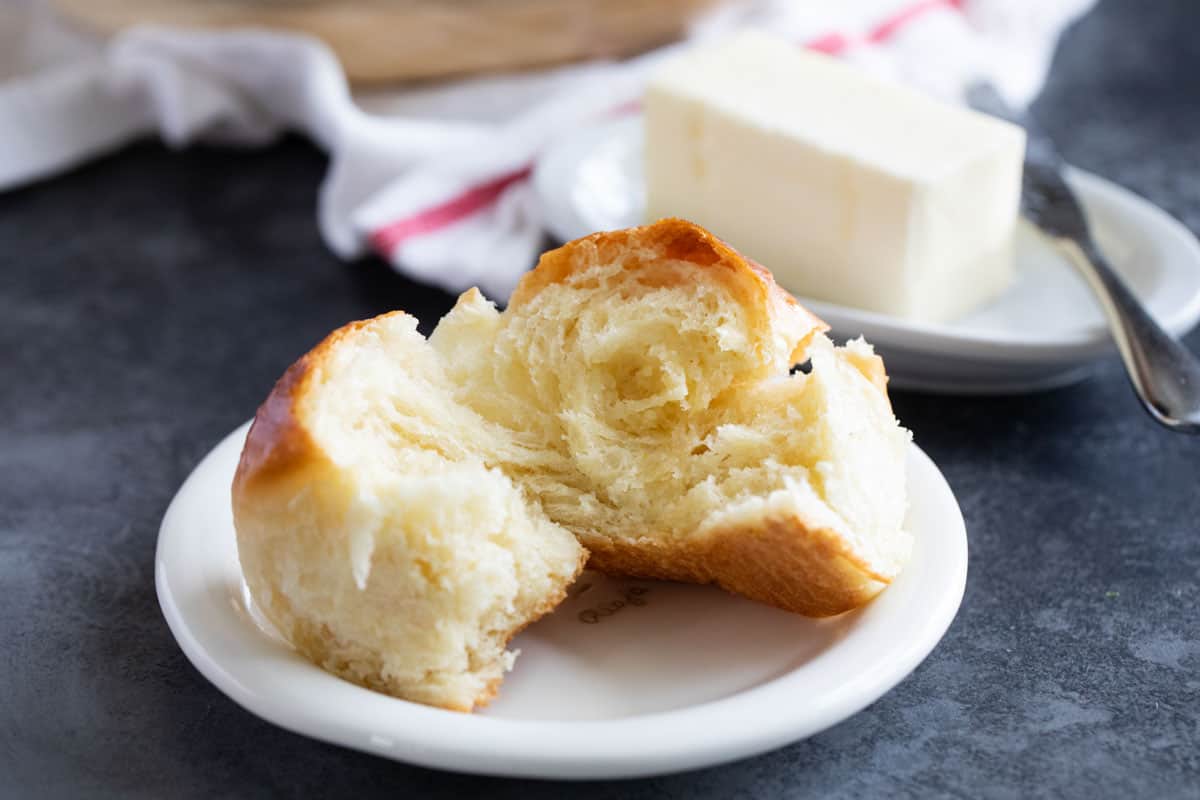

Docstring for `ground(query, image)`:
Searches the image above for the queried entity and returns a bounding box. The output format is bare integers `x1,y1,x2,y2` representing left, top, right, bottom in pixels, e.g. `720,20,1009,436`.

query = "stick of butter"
644,32,1026,322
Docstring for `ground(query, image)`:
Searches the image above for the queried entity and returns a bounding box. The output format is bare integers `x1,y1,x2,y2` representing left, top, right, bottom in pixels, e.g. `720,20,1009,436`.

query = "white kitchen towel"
0,0,1094,299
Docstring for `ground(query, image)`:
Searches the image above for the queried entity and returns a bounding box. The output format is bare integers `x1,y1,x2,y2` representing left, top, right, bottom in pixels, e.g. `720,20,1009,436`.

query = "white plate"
534,116,1200,394
157,422,967,779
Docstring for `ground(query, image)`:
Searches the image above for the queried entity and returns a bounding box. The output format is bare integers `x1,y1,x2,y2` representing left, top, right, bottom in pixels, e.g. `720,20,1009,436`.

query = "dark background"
2,0,1198,796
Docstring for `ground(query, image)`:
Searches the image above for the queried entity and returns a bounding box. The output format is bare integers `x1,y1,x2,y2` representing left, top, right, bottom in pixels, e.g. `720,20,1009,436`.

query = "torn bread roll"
233,218,912,711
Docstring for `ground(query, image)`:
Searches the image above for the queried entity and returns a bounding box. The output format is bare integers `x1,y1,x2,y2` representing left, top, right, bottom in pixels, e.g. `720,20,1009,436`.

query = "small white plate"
157,422,966,779
534,116,1200,394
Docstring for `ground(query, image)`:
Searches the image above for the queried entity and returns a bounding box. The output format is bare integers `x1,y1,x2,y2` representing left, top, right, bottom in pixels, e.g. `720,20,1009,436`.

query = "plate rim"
534,114,1200,366
157,422,968,779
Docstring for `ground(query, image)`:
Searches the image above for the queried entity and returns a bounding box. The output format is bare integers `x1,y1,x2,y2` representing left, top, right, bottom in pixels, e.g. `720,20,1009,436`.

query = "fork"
968,83,1200,433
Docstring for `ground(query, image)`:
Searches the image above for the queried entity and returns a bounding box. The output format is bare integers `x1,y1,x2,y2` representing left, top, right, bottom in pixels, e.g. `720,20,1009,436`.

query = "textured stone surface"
2,0,1198,796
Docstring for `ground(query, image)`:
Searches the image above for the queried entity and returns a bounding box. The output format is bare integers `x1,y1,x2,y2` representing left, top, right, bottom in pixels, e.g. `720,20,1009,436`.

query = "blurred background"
1,1,1198,797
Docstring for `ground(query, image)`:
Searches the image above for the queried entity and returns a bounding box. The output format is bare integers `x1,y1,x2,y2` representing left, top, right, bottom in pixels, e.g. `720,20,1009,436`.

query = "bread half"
233,218,911,710
232,315,587,712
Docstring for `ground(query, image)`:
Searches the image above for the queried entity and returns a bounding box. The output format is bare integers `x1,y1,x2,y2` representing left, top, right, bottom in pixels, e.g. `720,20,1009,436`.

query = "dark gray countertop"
2,0,1198,796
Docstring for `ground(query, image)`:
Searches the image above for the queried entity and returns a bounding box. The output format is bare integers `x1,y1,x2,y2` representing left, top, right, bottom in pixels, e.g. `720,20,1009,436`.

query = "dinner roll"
232,314,586,712
233,218,912,711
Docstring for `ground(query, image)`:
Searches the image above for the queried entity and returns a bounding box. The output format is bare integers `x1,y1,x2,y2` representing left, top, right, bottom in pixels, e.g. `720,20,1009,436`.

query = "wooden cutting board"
50,0,726,84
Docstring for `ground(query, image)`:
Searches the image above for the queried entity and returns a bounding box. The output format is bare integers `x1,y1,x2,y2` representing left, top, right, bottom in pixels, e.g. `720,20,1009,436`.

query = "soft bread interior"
235,219,911,711
430,235,911,584
234,314,584,711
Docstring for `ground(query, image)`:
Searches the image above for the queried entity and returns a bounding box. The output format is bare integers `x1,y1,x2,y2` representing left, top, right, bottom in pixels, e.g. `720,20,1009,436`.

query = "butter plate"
534,116,1200,394
157,422,967,779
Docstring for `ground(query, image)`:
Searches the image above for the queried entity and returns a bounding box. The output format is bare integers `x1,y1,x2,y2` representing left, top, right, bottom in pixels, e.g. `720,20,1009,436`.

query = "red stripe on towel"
369,0,965,257
369,167,531,254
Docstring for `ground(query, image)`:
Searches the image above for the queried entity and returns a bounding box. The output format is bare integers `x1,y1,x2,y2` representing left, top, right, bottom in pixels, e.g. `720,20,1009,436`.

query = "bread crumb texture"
232,219,912,711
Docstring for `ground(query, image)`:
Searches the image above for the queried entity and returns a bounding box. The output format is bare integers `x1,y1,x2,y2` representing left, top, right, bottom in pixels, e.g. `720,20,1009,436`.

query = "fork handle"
1058,237,1200,432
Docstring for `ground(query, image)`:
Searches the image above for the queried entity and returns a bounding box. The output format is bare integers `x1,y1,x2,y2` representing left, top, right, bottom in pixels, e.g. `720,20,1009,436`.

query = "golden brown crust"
231,358,315,492
232,310,582,713
233,218,902,711
509,219,894,616
512,218,828,363
233,312,413,497
580,513,886,618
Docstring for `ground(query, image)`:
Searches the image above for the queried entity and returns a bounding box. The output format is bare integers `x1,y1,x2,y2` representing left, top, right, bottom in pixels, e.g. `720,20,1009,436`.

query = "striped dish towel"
0,0,1093,299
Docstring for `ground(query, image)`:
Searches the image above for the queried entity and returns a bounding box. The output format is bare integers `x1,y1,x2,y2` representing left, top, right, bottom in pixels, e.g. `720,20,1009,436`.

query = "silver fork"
968,83,1200,433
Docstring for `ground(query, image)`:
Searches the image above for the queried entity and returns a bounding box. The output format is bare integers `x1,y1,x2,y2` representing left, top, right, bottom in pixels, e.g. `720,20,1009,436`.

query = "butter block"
644,32,1026,322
